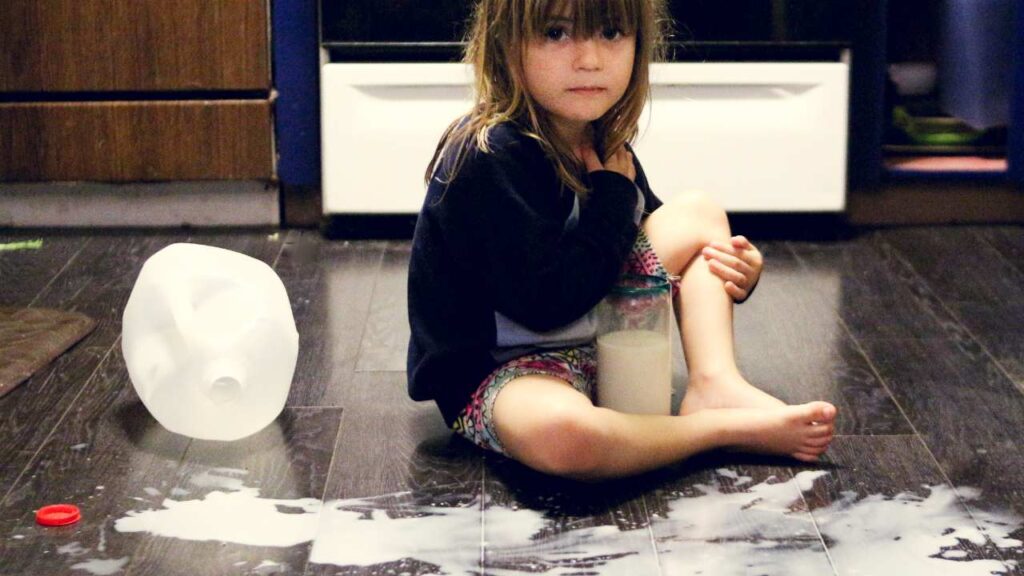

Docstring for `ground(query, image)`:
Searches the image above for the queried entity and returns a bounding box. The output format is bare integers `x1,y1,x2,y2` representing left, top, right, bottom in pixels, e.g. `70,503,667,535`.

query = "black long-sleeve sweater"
406,122,663,426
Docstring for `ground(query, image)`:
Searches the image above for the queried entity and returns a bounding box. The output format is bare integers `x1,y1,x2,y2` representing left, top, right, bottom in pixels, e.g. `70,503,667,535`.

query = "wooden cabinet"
1,101,272,181
0,0,273,183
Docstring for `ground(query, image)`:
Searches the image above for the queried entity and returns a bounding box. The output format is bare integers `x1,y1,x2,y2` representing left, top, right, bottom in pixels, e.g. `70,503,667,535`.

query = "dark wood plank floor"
0,226,1022,575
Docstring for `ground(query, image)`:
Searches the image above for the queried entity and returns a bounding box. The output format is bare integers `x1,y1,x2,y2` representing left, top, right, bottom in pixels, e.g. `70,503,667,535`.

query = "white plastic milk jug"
122,243,299,441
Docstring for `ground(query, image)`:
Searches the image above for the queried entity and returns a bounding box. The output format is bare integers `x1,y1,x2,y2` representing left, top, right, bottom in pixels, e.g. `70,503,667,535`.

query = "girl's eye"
601,26,624,41
545,26,569,41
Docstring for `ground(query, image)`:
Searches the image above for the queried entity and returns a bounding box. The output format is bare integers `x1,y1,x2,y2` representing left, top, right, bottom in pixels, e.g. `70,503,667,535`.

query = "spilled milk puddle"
59,467,1024,574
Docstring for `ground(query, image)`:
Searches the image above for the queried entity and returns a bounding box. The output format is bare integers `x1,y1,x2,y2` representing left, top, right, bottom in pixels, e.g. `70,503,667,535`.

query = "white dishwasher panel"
321,62,849,214
321,64,474,214
635,63,849,211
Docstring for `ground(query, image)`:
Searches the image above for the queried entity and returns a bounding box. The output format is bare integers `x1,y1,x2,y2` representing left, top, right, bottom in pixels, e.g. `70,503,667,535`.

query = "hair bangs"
528,0,640,39
427,0,671,198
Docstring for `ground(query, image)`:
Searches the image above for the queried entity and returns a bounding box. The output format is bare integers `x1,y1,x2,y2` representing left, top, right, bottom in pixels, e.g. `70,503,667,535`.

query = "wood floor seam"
637,490,665,576
479,465,487,574
348,243,389,378
973,227,1024,282
788,467,841,576
906,433,1019,568
831,433,929,438
268,228,292,270
26,236,91,309
876,234,1024,397
0,331,121,508
839,319,941,468
299,407,348,576
352,368,406,373
782,241,919,435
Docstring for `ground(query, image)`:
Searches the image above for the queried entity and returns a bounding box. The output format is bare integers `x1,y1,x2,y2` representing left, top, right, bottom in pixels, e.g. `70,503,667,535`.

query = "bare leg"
675,240,787,413
643,192,810,414
493,375,837,481
487,192,837,480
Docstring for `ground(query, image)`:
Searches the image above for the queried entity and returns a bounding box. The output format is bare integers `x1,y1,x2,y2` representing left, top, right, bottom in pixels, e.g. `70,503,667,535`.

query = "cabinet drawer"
0,0,269,92
0,101,273,182
635,63,849,211
322,64,474,214
321,62,849,214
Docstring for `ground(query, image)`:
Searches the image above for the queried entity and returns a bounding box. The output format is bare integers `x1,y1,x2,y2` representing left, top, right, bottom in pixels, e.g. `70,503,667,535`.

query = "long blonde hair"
425,0,671,197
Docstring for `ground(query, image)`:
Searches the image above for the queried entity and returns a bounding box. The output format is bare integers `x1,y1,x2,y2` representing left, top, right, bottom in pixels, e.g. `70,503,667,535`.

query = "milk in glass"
595,275,673,415
597,329,672,414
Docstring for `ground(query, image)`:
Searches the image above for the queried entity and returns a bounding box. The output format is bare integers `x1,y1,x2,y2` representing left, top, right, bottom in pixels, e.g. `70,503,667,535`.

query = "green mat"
0,307,96,398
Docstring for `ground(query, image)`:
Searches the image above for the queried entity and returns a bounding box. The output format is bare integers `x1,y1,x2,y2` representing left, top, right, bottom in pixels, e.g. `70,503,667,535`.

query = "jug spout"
204,360,247,405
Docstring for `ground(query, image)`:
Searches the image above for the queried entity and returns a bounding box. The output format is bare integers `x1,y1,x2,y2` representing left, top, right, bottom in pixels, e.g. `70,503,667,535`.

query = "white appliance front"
321,62,849,214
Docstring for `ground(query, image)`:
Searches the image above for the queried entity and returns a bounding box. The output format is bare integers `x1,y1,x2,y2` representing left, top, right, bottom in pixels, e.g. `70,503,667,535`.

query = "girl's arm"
702,237,763,302
627,143,761,303
472,138,640,333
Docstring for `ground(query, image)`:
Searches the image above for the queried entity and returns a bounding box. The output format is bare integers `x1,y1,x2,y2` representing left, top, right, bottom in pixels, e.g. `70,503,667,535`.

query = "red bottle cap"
35,504,81,526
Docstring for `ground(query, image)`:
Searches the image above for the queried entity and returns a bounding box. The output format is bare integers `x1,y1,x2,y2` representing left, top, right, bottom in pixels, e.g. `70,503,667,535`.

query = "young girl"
407,0,837,481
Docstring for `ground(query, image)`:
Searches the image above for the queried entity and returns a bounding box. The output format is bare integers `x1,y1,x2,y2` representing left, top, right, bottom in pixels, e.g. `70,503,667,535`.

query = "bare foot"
711,401,838,462
680,371,787,415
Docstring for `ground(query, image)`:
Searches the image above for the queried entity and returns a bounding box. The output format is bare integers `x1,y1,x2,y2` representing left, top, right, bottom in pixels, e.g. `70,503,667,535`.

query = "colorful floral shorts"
452,228,678,455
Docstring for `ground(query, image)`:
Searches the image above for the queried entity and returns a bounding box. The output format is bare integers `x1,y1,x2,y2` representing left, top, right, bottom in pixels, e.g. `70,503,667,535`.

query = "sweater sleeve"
627,143,663,216
472,142,640,333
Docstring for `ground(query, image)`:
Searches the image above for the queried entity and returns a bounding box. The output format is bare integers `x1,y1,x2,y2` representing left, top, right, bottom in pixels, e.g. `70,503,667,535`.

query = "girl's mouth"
568,87,606,95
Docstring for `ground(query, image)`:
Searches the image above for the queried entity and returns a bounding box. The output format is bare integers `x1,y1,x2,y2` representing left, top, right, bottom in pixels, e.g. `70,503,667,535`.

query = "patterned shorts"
452,228,678,455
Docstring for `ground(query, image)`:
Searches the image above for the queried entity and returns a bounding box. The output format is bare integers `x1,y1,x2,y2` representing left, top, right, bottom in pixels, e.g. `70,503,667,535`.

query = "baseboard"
727,213,857,241
0,181,280,228
318,212,858,241
848,181,1024,225
321,213,418,239
281,184,322,229
307,182,1024,240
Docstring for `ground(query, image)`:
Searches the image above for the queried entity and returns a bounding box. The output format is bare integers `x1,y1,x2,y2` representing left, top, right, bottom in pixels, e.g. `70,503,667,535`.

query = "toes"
809,423,834,438
791,403,820,424
803,441,832,458
804,436,833,448
795,441,831,461
812,402,837,423
794,402,838,426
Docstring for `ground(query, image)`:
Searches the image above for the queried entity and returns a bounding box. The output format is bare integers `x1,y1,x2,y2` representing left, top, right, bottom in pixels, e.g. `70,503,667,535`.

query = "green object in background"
892,106,985,146
0,240,44,252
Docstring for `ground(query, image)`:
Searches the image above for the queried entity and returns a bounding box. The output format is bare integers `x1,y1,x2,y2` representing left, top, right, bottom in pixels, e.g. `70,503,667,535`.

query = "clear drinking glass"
595,274,673,415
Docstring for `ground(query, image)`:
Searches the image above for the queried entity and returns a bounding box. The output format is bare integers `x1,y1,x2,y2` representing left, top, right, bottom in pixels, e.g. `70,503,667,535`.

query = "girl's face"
522,12,636,146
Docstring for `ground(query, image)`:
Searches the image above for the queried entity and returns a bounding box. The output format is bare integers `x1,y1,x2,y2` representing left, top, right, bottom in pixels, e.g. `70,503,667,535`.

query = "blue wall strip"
847,0,887,191
272,0,321,187
1011,0,1024,184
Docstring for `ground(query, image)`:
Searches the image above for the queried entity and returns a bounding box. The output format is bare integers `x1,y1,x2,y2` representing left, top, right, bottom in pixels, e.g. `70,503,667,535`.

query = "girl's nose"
574,38,601,70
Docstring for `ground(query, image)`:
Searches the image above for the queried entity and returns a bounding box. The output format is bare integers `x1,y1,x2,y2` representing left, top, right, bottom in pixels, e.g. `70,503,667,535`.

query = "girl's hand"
702,236,763,303
580,146,636,183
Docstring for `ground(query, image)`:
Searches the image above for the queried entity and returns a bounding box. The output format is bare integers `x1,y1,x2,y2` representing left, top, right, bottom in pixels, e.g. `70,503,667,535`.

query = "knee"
518,406,606,479
644,190,731,273
671,190,729,236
